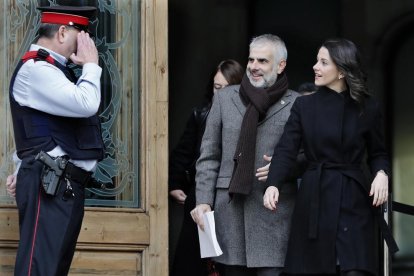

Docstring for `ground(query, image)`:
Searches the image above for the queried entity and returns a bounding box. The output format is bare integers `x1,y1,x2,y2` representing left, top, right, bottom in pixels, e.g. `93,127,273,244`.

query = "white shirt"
12,44,103,172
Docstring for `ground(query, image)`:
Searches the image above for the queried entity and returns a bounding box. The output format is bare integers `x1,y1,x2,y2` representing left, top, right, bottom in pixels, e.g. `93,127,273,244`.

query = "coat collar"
231,88,294,123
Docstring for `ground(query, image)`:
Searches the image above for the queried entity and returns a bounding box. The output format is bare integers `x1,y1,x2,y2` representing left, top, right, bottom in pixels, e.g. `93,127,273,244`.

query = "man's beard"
246,67,278,88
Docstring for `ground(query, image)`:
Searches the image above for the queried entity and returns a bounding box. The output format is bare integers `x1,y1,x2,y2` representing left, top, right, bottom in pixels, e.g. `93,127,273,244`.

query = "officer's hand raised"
70,31,99,65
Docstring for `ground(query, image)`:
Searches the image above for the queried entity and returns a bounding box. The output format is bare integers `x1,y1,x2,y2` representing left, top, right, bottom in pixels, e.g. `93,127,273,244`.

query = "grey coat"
195,84,299,267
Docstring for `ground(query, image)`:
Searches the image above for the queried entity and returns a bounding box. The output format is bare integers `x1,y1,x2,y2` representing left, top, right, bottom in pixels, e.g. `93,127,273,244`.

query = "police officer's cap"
37,5,97,32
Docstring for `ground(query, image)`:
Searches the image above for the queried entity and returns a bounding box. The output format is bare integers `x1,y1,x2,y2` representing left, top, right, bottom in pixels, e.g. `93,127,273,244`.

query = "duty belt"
64,162,92,187
35,150,105,195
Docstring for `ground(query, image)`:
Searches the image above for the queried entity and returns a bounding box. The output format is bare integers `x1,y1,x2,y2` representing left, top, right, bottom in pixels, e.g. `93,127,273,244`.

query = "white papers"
197,211,223,258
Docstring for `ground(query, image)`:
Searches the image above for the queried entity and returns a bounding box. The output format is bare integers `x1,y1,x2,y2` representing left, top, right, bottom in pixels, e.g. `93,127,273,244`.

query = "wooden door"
0,0,168,275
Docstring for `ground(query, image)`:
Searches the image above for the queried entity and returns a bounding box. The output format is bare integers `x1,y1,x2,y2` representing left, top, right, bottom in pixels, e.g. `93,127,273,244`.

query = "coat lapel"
231,88,246,118
231,88,294,123
259,90,294,124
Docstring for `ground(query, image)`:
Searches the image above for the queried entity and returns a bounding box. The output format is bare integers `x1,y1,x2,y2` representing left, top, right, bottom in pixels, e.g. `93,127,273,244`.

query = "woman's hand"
169,189,187,204
263,186,279,211
370,170,388,207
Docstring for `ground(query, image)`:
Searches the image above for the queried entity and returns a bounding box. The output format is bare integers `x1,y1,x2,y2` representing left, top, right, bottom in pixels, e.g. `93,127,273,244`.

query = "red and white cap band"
41,12,89,26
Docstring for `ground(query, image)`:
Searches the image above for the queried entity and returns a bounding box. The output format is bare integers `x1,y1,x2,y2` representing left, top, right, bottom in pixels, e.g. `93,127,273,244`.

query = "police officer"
8,5,104,276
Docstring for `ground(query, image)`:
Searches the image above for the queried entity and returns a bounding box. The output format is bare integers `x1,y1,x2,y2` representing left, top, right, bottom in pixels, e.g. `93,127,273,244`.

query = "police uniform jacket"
10,44,104,171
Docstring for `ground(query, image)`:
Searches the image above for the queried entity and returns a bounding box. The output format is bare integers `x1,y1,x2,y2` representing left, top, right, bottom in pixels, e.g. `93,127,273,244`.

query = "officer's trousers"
14,157,85,276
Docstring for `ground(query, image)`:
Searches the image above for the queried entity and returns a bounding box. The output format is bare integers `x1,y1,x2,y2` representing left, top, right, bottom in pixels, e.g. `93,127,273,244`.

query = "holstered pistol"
35,151,68,196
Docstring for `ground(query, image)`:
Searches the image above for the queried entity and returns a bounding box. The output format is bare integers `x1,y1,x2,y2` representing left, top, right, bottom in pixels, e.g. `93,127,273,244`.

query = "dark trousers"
14,158,85,276
224,265,283,276
171,186,209,276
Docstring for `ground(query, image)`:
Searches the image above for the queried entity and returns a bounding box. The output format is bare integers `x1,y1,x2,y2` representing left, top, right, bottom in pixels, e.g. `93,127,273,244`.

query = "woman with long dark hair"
263,39,397,275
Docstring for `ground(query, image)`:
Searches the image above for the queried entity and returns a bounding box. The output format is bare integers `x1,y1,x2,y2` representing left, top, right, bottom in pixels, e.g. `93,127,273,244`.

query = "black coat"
169,104,210,192
267,86,390,275
169,104,212,276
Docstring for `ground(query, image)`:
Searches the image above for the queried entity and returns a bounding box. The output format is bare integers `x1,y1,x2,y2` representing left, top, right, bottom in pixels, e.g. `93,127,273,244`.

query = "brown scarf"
228,72,288,196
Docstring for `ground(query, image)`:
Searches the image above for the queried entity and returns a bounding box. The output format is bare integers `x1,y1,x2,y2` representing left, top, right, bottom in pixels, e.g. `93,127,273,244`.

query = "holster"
35,151,68,196
35,151,106,196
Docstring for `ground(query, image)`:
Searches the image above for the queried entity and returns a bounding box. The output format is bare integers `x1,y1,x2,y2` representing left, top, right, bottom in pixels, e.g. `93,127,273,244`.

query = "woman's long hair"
321,38,369,110
204,59,244,103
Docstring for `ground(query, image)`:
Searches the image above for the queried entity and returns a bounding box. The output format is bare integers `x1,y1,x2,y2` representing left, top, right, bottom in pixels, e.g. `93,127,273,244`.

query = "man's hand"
190,204,211,231
169,189,187,204
256,154,272,182
6,174,17,197
70,31,99,65
263,186,279,211
370,170,388,207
